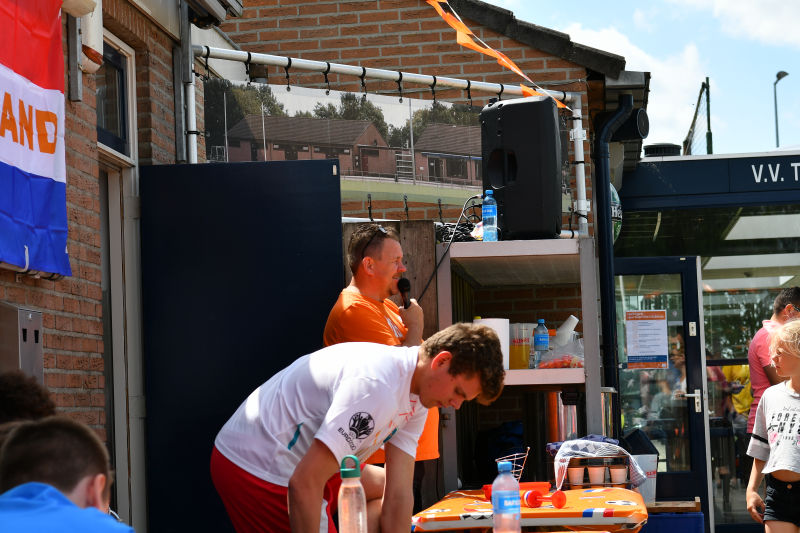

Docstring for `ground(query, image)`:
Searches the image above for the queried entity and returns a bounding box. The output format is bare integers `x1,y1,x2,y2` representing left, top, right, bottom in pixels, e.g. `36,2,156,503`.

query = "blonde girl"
746,319,800,532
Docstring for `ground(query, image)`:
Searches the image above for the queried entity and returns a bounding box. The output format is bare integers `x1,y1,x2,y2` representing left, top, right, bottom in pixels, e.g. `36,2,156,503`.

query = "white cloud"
562,23,707,146
667,0,800,48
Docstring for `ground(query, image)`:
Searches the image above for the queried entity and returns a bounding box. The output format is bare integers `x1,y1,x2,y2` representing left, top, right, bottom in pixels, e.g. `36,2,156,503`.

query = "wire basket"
495,446,530,481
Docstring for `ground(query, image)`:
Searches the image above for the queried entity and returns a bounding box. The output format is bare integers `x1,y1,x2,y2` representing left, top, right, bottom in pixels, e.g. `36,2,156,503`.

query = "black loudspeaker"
481,97,562,240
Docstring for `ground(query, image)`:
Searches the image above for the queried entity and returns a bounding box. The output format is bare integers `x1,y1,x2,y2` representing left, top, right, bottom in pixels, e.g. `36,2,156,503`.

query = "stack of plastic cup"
554,315,579,347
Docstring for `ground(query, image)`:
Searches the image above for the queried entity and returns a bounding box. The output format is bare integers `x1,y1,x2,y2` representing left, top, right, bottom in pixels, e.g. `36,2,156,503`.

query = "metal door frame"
615,256,713,531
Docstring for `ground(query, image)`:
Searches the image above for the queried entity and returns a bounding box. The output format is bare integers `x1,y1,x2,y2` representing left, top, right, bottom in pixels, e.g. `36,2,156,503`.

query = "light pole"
774,70,789,147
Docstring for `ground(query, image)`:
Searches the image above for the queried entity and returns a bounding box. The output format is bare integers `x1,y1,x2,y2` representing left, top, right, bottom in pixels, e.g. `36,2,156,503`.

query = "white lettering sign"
751,162,800,183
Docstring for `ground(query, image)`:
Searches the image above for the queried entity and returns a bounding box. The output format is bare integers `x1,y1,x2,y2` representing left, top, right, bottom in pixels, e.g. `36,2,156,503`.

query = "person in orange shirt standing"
324,223,438,513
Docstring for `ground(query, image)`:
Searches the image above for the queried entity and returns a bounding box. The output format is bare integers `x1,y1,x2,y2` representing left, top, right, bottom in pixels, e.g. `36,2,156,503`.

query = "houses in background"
223,114,482,185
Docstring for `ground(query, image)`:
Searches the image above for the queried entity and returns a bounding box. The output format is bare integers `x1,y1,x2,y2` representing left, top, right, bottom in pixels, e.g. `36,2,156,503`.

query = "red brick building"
226,114,394,176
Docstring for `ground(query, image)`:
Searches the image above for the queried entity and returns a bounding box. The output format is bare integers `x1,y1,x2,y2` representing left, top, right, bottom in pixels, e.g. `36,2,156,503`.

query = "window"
446,158,468,179
97,43,128,155
96,33,135,162
428,157,443,179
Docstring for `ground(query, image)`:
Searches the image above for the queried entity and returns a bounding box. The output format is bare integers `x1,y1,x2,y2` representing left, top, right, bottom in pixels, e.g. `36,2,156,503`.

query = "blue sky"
481,0,799,155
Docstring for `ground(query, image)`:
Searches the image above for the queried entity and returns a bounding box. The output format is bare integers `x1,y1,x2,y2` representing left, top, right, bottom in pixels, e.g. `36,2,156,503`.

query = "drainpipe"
559,93,588,238
594,93,633,438
180,1,198,163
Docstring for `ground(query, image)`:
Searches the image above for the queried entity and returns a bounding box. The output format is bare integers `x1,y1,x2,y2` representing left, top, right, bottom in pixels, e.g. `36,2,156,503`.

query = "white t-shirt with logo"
747,381,800,475
214,342,428,486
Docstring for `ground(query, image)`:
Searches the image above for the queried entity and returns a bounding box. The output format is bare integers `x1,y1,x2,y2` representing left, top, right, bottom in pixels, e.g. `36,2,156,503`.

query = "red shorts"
210,446,338,533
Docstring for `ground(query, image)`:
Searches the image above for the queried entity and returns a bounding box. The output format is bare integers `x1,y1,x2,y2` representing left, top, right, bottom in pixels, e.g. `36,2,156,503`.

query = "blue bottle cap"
485,189,493,196
497,461,512,473
538,319,545,324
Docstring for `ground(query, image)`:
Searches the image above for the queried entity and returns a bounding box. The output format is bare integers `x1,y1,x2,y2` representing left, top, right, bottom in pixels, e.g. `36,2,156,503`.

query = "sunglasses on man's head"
361,225,387,260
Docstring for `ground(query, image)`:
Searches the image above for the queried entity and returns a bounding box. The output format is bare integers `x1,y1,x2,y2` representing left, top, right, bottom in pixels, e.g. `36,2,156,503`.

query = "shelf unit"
504,368,585,386
436,237,601,492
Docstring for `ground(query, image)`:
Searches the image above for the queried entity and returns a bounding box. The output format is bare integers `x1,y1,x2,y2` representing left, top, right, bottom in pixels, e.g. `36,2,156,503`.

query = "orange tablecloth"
412,487,648,532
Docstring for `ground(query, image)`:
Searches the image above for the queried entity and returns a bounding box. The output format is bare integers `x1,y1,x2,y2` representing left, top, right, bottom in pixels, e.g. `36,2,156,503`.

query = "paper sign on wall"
625,310,668,369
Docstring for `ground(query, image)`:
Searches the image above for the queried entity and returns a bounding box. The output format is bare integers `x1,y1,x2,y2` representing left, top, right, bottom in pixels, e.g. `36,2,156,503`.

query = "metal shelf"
436,237,602,494
505,368,585,386
448,239,580,286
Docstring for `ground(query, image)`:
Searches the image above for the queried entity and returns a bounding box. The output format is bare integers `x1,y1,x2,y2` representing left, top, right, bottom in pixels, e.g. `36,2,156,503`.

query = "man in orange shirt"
324,223,438,513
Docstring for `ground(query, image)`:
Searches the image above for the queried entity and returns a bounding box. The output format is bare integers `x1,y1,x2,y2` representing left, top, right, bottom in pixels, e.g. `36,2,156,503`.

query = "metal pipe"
191,45,572,102
594,93,633,438
409,98,416,183
704,76,712,154
774,71,789,148
571,93,589,235
186,78,197,163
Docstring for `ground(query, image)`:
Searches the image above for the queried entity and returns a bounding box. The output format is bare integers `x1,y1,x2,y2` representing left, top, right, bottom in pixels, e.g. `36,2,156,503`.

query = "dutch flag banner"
0,0,70,276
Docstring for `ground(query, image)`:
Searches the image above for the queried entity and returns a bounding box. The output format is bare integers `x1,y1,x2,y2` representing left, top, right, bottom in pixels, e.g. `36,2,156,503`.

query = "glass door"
615,256,712,530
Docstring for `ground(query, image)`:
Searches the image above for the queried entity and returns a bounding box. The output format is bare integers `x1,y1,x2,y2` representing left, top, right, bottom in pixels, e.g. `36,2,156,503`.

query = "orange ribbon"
426,0,567,109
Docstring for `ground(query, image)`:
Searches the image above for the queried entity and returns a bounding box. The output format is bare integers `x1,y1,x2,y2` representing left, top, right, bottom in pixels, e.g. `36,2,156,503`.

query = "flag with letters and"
0,0,70,276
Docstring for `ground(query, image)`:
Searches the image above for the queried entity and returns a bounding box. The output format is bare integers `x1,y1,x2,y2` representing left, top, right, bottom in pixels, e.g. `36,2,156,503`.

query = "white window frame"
98,31,137,167
97,30,147,532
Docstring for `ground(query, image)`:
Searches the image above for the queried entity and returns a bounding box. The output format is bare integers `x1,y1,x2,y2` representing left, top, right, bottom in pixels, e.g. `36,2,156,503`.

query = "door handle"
683,389,702,413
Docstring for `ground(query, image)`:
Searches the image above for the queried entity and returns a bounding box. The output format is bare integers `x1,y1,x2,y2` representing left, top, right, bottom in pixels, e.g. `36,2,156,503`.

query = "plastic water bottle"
338,455,367,533
491,461,521,533
532,319,549,368
482,189,498,242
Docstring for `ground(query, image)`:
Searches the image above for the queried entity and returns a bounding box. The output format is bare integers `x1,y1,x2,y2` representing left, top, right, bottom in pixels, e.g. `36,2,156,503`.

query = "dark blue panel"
640,513,704,533
620,153,800,210
623,159,730,197
140,160,343,533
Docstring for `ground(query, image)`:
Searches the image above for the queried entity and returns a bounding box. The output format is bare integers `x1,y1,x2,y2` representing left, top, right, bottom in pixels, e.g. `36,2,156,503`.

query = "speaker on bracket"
481,96,562,240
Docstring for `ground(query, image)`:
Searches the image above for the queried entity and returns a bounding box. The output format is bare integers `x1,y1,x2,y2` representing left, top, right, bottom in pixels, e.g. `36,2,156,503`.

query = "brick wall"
475,284,584,328
0,3,178,440
103,0,178,166
220,0,594,226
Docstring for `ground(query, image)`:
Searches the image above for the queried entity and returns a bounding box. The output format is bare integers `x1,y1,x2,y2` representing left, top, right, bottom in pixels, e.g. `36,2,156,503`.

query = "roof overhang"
187,0,242,28
450,0,626,77
620,150,800,210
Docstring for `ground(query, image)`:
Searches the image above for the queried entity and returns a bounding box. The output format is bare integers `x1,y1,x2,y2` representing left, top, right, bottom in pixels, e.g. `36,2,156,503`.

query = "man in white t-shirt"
210,323,504,533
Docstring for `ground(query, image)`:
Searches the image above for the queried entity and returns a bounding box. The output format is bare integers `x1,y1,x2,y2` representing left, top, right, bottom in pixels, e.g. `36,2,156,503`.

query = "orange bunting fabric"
426,0,568,110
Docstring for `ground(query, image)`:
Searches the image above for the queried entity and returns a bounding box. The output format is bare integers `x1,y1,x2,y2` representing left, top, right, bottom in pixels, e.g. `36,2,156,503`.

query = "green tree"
411,101,479,140
312,93,389,141
203,79,285,159
387,101,480,148
231,83,286,117
312,102,339,120
388,123,410,148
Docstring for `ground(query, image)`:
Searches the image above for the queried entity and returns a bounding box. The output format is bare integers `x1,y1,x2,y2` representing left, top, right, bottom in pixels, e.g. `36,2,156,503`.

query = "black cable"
284,58,292,91
323,62,331,95
396,72,403,102
418,194,482,302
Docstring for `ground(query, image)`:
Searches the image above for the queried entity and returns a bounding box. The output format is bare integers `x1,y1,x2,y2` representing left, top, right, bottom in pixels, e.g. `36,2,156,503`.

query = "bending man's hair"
421,323,505,404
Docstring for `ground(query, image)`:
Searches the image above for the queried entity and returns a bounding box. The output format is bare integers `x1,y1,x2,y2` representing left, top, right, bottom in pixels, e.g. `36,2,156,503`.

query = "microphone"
398,278,411,309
